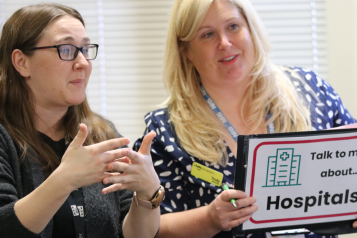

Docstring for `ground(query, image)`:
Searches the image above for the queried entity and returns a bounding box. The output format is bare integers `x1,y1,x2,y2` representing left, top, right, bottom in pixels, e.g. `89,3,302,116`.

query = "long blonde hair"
0,4,116,177
163,0,311,165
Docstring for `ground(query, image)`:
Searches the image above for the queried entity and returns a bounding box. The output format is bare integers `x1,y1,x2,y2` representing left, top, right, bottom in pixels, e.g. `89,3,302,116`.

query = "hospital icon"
263,148,302,187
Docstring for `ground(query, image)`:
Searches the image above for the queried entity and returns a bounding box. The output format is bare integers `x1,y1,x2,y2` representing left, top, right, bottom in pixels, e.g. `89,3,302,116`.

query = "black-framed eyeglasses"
30,44,99,61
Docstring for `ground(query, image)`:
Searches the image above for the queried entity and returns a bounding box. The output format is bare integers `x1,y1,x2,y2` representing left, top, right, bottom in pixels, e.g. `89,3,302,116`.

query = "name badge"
191,162,223,187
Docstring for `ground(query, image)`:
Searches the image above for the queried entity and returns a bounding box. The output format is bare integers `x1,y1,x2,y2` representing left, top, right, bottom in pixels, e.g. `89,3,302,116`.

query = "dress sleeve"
289,67,356,129
0,126,39,238
133,110,191,215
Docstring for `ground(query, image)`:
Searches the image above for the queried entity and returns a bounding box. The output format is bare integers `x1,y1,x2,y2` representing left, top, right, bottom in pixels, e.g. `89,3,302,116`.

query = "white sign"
242,131,357,230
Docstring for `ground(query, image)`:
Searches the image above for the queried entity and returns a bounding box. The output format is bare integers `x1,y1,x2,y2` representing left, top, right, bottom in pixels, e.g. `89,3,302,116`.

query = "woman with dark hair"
0,3,162,238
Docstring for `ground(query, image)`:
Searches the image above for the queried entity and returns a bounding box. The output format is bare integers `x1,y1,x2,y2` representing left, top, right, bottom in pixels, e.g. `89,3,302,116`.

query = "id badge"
191,162,223,187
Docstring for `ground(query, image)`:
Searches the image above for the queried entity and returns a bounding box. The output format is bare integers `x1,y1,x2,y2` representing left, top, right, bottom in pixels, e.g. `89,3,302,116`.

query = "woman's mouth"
70,79,84,86
219,55,238,64
221,55,236,61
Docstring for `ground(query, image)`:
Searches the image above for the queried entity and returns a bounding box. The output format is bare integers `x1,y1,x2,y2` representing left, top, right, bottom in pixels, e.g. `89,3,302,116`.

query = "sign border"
249,135,357,224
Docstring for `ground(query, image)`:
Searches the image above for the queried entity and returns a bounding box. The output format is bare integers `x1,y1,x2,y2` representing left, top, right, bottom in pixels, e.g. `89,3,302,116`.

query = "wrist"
135,175,161,200
135,183,161,201
51,165,77,193
134,185,165,209
205,203,222,233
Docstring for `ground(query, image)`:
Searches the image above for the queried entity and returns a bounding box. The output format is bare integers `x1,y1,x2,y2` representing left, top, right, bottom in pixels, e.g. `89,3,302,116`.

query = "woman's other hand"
101,131,160,200
59,123,131,190
206,189,258,231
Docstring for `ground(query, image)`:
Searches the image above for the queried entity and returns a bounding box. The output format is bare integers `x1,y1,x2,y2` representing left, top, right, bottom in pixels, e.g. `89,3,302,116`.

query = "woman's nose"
218,33,232,50
73,51,89,70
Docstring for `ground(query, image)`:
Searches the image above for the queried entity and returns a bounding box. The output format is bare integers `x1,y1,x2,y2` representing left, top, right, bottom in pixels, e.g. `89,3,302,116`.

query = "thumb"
138,131,156,156
69,123,88,149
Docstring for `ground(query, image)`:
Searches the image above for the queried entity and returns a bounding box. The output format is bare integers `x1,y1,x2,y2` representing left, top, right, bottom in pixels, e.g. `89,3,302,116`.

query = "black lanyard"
67,189,85,238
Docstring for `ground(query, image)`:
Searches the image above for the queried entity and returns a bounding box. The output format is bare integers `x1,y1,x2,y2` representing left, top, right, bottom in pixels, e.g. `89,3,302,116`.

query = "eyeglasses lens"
82,45,97,59
59,44,97,60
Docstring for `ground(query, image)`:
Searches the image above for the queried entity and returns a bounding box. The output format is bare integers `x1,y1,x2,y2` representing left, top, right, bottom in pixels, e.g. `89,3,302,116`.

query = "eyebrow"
197,16,241,32
54,36,91,44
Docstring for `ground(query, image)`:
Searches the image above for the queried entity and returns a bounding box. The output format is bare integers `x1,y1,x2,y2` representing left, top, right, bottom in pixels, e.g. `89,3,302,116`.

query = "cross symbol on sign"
280,152,290,161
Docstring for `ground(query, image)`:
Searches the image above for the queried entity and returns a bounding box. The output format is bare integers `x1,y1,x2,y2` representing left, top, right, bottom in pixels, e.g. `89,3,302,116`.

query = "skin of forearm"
122,199,160,238
14,167,75,234
157,206,221,238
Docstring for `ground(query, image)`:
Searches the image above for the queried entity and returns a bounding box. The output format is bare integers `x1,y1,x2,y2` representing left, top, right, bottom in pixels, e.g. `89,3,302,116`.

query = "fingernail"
122,150,128,156
353,223,357,228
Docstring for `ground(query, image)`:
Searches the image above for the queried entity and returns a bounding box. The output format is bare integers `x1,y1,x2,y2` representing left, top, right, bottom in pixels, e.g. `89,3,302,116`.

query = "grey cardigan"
0,123,132,238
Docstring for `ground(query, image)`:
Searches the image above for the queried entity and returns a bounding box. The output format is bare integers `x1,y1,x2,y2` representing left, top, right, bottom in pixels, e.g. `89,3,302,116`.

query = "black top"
39,133,76,238
0,120,132,238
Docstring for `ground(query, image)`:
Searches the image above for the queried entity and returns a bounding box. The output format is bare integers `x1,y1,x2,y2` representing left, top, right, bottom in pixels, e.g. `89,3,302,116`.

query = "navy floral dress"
134,67,356,238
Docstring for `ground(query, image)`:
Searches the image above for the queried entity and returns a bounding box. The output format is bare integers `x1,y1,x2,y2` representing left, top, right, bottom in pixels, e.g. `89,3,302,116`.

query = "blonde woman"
134,0,356,237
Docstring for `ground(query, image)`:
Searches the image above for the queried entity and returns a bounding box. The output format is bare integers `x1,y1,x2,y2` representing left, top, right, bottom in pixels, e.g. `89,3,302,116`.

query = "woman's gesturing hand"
101,131,160,200
206,189,258,232
59,123,131,190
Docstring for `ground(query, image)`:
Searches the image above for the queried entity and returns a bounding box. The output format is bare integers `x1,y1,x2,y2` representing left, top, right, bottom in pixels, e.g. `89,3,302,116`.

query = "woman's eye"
229,23,239,30
61,48,71,55
202,31,213,38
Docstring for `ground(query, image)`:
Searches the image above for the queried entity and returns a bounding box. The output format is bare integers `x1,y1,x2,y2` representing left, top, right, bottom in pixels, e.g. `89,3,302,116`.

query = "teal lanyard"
200,85,275,141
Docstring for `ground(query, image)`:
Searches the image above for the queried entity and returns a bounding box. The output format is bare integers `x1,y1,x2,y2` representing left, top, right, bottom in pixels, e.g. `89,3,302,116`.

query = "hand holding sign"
206,189,258,231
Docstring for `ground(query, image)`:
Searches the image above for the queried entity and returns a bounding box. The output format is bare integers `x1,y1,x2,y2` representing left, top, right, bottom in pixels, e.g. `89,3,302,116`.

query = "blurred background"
0,0,356,145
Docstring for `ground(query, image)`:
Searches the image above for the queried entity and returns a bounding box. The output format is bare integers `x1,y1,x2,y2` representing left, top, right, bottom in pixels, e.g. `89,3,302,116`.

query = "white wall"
305,2,357,237
326,0,357,118
326,3,357,236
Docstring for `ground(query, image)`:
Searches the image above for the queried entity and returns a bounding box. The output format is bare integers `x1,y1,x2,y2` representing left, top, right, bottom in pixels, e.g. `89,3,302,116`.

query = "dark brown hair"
0,3,116,177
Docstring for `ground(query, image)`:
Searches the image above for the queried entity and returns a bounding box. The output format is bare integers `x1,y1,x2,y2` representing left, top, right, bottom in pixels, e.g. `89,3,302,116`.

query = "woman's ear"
180,41,193,62
184,47,193,62
12,49,30,78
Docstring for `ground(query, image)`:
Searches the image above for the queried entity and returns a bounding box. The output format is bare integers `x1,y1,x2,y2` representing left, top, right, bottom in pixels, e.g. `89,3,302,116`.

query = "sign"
234,129,357,233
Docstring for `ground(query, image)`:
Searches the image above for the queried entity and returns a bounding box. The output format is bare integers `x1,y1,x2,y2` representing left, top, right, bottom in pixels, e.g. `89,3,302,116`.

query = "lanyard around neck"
67,188,86,238
200,85,275,141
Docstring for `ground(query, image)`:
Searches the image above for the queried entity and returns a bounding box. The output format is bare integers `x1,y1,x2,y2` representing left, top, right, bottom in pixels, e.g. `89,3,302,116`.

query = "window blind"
0,0,327,145
251,0,327,78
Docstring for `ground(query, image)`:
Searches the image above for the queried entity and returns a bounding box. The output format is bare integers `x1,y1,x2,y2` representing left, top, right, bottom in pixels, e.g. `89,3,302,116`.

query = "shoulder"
278,65,338,103
144,108,170,122
143,108,172,131
135,107,179,151
279,66,356,128
279,66,325,92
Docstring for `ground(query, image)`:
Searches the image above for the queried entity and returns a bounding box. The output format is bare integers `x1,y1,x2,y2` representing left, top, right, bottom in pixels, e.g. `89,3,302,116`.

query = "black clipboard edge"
232,219,357,235
232,128,357,236
243,127,357,140
231,135,253,236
